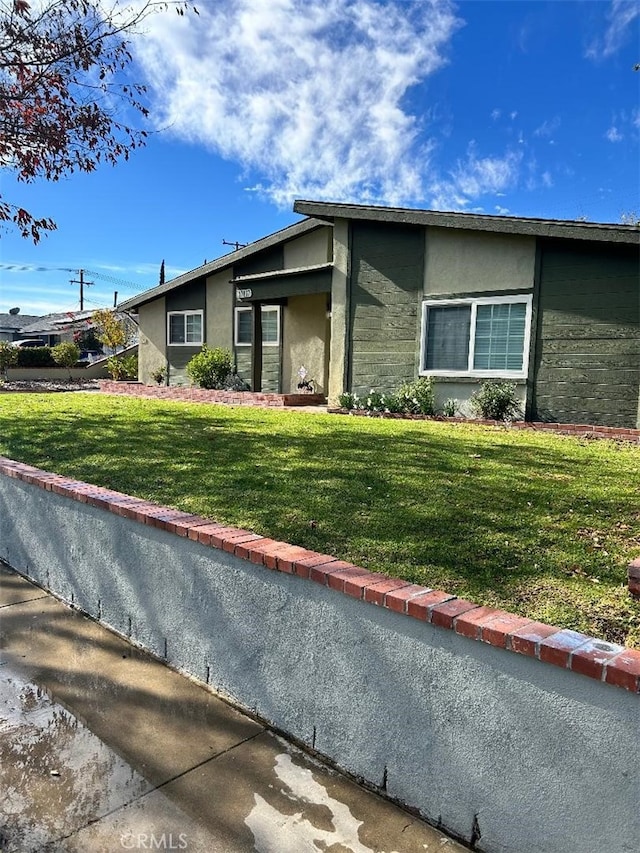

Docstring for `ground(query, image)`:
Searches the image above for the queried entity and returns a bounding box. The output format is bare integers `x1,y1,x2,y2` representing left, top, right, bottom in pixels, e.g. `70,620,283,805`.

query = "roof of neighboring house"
0,313,41,331
293,200,640,245
119,218,327,311
20,310,96,335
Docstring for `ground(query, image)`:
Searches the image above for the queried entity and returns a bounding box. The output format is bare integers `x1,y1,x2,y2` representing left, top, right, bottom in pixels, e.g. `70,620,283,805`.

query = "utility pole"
69,269,94,310
222,239,247,251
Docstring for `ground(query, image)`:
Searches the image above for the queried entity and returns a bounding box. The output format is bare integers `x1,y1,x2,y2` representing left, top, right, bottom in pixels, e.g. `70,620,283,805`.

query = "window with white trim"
420,295,532,377
235,306,280,346
167,310,203,346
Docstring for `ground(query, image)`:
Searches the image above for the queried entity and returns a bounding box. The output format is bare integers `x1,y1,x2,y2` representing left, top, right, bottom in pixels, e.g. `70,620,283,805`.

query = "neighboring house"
18,310,97,347
0,312,42,342
120,202,640,428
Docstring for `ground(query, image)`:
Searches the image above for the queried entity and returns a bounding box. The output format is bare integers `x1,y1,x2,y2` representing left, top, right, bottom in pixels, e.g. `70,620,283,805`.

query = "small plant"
16,346,55,367
150,365,167,385
338,391,358,410
186,346,232,390
470,381,521,421
0,341,18,377
441,398,458,418
398,377,435,415
364,390,386,413
107,354,138,381
51,341,81,371
222,373,250,391
383,393,405,414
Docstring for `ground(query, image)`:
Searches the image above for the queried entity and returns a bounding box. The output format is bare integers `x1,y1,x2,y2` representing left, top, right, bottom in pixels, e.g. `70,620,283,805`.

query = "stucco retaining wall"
0,458,638,853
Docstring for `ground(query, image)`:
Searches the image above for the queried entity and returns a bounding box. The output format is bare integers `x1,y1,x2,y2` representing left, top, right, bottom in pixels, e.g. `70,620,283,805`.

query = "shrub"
441,398,458,417
107,354,138,380
382,393,405,414
16,347,55,367
470,381,521,421
0,341,18,376
150,365,167,385
91,309,130,351
186,346,233,389
363,389,387,413
338,391,358,410
222,373,250,391
398,377,435,415
51,341,81,369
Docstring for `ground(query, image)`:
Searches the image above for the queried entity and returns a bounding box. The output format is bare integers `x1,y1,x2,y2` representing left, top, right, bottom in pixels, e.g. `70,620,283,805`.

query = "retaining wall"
0,457,638,853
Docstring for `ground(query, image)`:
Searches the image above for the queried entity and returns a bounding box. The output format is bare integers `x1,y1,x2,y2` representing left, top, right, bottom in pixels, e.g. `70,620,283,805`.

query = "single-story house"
0,311,42,342
17,310,97,347
120,201,640,428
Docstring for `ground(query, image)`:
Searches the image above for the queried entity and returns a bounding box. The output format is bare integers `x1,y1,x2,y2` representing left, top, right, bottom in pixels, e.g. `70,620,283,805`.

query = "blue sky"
1,0,638,315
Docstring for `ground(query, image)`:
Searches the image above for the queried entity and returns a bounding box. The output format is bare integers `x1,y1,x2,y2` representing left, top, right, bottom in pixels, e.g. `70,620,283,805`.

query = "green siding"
532,240,640,427
236,347,280,392
167,347,201,386
349,222,424,394
166,279,206,386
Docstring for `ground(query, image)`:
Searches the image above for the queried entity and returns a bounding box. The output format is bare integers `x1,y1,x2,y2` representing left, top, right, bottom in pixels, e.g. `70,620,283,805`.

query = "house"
0,310,42,342
120,201,640,428
17,310,98,347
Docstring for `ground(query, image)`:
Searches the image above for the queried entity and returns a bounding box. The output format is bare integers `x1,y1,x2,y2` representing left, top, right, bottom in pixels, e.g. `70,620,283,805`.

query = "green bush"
16,347,55,367
0,341,18,375
441,398,458,417
363,390,386,413
106,354,138,380
51,341,81,369
470,381,521,421
186,346,232,390
338,391,358,410
398,377,435,415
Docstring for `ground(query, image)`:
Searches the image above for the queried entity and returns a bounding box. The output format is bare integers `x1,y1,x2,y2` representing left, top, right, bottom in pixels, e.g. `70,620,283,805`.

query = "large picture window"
420,295,532,377
167,310,203,346
235,306,280,346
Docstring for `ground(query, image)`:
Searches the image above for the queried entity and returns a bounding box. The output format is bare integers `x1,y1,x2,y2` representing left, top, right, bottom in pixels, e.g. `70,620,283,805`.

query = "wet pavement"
0,563,467,853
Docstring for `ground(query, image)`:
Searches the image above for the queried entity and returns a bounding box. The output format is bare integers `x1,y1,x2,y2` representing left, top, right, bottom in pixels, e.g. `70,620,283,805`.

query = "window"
235,306,280,346
167,310,203,346
420,295,532,377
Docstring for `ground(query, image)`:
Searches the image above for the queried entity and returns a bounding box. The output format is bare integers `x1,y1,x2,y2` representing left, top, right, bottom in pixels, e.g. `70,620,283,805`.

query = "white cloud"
491,108,501,121
429,146,523,211
586,0,639,59
132,0,461,207
605,126,624,142
541,171,554,188
495,205,510,215
533,117,560,138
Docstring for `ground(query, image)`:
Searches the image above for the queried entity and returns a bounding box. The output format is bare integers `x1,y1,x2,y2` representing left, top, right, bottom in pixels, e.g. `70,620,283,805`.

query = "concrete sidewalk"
0,563,467,853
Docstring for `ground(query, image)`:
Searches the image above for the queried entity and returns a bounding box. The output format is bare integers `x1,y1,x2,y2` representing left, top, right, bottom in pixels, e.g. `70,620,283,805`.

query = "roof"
119,218,327,311
293,200,640,245
0,313,41,331
21,311,95,334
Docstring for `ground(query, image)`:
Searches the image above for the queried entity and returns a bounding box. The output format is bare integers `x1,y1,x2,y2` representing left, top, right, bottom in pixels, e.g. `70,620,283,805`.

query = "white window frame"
167,310,204,346
419,294,533,379
234,306,280,347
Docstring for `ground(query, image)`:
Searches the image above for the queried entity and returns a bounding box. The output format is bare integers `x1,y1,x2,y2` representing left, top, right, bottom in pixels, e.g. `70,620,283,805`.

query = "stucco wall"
424,228,536,296
0,468,637,853
283,226,332,269
206,269,233,350
136,298,167,385
432,379,528,418
281,294,328,394
327,219,350,406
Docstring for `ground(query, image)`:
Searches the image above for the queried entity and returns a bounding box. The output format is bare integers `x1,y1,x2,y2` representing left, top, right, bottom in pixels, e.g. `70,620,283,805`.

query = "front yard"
1,392,639,646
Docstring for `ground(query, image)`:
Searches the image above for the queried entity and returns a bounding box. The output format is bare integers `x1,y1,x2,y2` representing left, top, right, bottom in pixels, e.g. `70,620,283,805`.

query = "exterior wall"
533,241,640,428
327,219,350,406
349,221,424,395
283,226,332,269
281,294,328,394
236,344,281,393
424,229,536,296
166,280,206,386
5,364,110,381
206,269,233,350
1,467,638,853
432,379,527,419
137,298,167,385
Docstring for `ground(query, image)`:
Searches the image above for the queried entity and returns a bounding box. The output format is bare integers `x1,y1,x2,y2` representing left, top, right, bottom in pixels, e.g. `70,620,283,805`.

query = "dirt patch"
0,379,99,393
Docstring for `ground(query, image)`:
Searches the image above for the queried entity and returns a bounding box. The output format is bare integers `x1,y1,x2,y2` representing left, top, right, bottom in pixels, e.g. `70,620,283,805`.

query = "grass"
1,391,639,647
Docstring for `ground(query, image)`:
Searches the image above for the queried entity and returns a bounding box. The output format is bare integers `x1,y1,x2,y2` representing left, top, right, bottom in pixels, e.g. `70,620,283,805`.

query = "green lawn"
1,392,639,646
